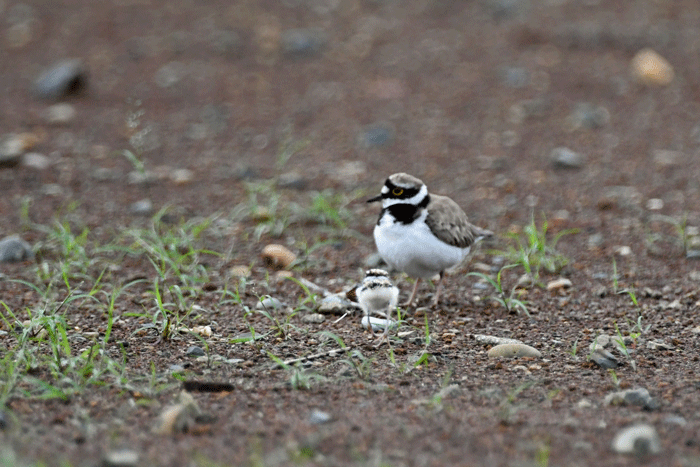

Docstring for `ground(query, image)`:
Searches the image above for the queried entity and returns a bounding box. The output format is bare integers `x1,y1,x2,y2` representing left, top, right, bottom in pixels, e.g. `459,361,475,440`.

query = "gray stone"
256,296,283,311
360,122,395,148
43,103,76,124
551,147,585,169
309,409,332,424
154,61,185,88
568,102,609,129
318,294,353,315
129,199,153,216
22,152,50,170
33,59,87,100
473,334,523,345
281,28,326,57
499,66,529,88
0,134,25,168
611,424,661,456
589,347,618,369
605,388,659,410
185,346,205,357
302,313,325,324
102,449,139,467
0,236,33,263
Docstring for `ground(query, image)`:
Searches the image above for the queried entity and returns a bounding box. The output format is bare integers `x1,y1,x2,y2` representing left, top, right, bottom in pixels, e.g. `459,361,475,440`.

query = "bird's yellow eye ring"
392,187,403,196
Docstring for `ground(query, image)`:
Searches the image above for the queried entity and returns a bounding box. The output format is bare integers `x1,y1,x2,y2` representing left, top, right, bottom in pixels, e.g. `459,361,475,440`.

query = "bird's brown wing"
425,195,492,249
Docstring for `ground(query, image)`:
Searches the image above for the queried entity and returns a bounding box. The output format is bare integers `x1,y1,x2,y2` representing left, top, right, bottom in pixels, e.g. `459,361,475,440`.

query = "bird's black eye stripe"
385,180,419,199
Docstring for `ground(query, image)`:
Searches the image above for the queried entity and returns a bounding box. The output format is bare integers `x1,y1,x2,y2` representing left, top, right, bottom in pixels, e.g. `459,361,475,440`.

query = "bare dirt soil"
1,0,700,466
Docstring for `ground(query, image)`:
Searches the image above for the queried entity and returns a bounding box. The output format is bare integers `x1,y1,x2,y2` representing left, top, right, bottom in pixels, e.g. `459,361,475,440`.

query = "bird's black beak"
367,194,383,203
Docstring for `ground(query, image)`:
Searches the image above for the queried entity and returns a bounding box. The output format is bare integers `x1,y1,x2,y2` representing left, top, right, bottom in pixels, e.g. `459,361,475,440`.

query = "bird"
356,268,399,345
367,172,493,307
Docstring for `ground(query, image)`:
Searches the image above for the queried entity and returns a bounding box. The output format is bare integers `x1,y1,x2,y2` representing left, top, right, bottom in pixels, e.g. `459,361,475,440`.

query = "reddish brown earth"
1,0,700,466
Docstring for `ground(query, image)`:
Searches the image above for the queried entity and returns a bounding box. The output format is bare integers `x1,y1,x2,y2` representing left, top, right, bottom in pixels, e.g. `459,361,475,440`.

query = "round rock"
611,424,662,455
487,343,541,358
33,59,87,100
0,235,34,263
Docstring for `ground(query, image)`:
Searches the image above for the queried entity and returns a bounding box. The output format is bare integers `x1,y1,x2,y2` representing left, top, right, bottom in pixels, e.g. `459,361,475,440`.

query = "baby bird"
356,269,399,345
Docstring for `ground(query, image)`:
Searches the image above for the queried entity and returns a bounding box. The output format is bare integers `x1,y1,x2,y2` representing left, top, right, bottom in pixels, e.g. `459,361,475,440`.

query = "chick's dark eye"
392,188,403,196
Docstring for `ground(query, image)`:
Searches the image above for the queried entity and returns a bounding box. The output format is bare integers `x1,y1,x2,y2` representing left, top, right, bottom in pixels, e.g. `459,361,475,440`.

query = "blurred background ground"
1,0,700,466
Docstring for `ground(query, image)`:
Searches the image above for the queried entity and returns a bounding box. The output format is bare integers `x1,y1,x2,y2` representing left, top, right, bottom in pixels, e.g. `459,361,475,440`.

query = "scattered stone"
360,122,395,148
499,66,529,88
154,61,185,88
631,48,674,86
0,235,33,263
652,149,683,168
256,296,283,311
129,199,153,215
21,152,50,170
229,265,251,278
302,313,325,324
277,171,307,190
487,343,541,358
43,103,76,124
546,278,572,291
153,391,201,435
0,134,26,168
663,415,687,426
189,325,212,337
261,244,296,269
473,334,523,345
280,28,326,57
309,409,332,425
170,168,194,184
646,198,663,211
686,250,700,260
614,246,632,256
589,347,618,369
611,424,662,455
605,388,659,410
551,147,585,169
567,102,609,129
185,346,206,358
33,59,87,100
361,315,397,333
102,449,139,467
317,294,354,315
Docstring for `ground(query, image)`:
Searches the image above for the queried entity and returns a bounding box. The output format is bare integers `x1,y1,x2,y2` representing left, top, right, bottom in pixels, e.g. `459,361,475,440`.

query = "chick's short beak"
367,194,383,203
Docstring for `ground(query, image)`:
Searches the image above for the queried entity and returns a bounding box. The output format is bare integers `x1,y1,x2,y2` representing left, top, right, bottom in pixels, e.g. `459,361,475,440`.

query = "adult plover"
356,268,399,345
368,173,493,306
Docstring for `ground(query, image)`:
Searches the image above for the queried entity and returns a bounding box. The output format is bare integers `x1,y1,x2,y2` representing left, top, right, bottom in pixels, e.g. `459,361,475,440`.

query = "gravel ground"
1,0,700,466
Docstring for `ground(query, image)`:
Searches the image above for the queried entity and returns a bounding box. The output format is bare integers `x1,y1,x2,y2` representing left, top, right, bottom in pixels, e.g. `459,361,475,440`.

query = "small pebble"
229,265,251,278
261,244,296,269
487,343,541,358
360,122,395,148
631,48,674,86
153,392,201,435
646,198,663,210
43,103,76,124
550,147,585,169
0,235,34,263
170,168,194,184
185,346,206,357
302,313,325,324
309,409,332,425
33,59,87,100
256,296,283,311
589,347,618,369
546,278,572,291
473,334,523,345
317,294,353,315
280,28,326,57
605,388,658,410
22,152,50,170
102,449,139,467
129,199,153,215
611,424,662,455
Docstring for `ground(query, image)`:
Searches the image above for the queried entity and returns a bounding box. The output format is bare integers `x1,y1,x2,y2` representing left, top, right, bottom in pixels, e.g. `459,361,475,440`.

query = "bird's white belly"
373,219,470,278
